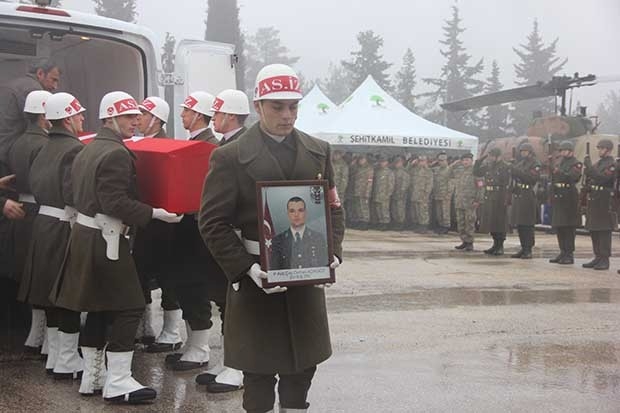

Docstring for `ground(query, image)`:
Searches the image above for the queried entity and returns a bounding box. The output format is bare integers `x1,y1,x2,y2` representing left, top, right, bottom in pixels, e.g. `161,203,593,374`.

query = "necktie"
295,232,301,244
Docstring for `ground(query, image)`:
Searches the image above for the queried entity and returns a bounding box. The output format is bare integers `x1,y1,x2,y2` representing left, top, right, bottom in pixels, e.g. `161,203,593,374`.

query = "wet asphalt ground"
1,230,619,412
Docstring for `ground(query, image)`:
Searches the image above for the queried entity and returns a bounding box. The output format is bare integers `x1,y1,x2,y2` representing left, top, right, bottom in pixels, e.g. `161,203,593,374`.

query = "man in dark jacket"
199,64,345,413
549,141,582,265
583,139,617,270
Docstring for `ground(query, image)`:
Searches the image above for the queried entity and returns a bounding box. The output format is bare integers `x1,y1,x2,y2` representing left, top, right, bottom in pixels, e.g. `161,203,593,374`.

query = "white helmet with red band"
139,96,170,123
45,92,86,120
180,91,215,117
253,64,302,101
99,91,141,119
24,90,52,114
211,89,250,115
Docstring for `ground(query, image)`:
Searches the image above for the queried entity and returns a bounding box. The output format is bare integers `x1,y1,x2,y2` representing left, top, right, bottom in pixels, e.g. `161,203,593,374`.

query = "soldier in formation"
452,153,483,251
409,155,433,233
474,147,510,255
509,143,541,259
549,141,582,265
371,154,395,230
582,139,616,270
432,152,451,234
390,155,410,230
349,153,374,230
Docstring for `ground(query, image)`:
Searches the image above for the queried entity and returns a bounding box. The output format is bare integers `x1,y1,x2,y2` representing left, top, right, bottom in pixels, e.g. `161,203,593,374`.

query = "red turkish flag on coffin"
125,138,217,214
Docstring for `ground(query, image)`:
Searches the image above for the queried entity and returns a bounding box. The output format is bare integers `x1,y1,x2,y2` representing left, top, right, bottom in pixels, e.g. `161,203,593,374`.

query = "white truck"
0,1,237,138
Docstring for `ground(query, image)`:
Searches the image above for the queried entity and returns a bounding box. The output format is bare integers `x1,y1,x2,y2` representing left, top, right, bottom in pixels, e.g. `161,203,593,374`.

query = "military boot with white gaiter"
79,347,107,396
53,331,83,380
44,327,59,374
103,351,156,403
169,322,209,371
24,308,46,354
146,309,183,353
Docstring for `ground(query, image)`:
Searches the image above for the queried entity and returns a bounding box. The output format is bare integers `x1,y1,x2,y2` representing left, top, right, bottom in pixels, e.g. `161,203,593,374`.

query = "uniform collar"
48,125,79,141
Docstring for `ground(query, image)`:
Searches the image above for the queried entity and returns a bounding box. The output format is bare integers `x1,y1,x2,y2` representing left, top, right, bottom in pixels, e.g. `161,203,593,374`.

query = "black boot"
521,248,533,259
492,240,504,256
558,253,574,265
594,257,609,270
511,249,524,258
549,252,564,263
484,239,498,254
582,257,600,268
455,242,467,250
464,242,474,252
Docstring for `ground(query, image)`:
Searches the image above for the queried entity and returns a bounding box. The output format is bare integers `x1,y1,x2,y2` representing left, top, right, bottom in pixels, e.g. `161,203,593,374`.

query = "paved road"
1,230,619,412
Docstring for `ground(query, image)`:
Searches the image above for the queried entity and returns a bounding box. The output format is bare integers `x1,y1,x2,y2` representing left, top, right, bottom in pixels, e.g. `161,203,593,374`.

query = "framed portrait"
256,180,336,288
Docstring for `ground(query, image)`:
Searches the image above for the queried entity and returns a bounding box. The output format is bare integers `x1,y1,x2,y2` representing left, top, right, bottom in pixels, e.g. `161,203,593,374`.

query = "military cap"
417,155,428,161
376,153,389,162
461,152,474,160
596,139,613,150
489,147,502,157
558,140,574,151
393,154,406,163
437,152,448,160
519,143,534,153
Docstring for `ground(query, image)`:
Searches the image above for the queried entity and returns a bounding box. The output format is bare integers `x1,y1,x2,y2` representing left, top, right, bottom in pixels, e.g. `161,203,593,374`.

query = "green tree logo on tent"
337,135,345,143
317,102,330,113
370,95,385,107
457,140,463,147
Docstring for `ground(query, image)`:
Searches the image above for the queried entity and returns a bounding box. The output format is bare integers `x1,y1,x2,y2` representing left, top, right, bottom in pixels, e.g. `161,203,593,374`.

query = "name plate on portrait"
256,180,336,288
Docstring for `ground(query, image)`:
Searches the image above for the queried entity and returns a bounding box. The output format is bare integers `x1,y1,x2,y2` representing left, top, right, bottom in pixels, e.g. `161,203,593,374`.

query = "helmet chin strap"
111,117,122,137
145,116,156,136
188,112,200,131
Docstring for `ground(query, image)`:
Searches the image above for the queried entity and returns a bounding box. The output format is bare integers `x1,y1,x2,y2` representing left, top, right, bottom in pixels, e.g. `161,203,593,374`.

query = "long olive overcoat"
18,126,83,306
510,156,541,226
50,127,152,312
550,156,582,227
198,123,345,374
474,159,510,233
585,155,618,231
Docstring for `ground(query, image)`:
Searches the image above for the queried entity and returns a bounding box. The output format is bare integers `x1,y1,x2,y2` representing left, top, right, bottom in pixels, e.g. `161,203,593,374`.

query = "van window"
0,26,145,132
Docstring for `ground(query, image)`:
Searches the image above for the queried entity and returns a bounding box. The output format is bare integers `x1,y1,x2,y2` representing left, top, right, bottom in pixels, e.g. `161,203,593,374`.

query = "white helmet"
45,92,86,120
139,96,169,123
24,90,52,114
211,89,250,115
180,91,215,117
253,64,302,101
99,91,141,119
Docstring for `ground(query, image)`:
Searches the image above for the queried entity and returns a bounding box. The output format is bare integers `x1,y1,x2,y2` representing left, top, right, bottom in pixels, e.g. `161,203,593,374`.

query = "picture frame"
256,179,336,288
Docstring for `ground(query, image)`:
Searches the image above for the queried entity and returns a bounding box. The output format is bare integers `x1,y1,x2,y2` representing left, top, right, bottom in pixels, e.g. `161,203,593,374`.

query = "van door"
172,39,236,139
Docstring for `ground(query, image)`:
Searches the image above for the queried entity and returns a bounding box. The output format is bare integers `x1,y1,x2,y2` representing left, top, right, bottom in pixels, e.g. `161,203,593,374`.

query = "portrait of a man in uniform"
269,196,328,270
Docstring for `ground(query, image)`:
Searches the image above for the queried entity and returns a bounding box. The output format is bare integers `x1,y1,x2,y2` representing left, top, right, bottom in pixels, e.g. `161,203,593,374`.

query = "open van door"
172,39,237,139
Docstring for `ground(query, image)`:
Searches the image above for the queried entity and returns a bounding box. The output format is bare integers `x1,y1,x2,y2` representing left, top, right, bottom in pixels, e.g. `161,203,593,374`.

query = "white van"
0,2,237,138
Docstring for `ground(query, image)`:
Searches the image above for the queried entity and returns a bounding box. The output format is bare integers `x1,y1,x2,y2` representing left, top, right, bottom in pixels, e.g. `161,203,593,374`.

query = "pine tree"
596,90,620,134
422,5,484,135
511,19,567,134
481,60,511,140
93,0,137,23
341,30,392,92
205,0,246,91
319,62,351,105
244,27,299,98
394,48,417,113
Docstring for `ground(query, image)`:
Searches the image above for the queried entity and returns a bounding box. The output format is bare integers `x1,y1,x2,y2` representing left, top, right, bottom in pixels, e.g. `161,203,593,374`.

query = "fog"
59,0,620,110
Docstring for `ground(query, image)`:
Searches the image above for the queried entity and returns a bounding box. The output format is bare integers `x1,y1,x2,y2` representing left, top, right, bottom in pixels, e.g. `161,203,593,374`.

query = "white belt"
234,229,260,255
18,193,36,204
76,212,127,261
39,205,78,225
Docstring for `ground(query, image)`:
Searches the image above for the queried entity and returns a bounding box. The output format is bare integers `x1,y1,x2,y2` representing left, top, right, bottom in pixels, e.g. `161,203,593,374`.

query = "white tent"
295,84,336,134
315,76,478,155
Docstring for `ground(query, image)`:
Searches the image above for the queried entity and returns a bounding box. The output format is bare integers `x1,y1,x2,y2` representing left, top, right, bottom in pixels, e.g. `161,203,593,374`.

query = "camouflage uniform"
409,162,434,229
350,159,374,228
453,160,483,246
344,155,358,223
432,163,452,231
332,155,349,215
390,161,410,228
371,160,395,227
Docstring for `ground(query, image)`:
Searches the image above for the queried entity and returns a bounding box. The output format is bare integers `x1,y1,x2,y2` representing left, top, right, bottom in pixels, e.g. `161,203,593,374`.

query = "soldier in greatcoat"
194,89,249,393
582,139,617,270
7,90,51,355
132,97,183,352
160,91,219,372
390,155,410,230
50,91,181,404
509,143,541,259
452,153,483,251
474,147,510,255
549,141,582,265
18,93,84,379
371,154,395,230
199,64,345,413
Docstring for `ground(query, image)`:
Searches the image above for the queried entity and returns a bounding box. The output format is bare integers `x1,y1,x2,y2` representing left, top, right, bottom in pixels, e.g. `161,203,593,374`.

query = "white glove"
152,208,183,223
247,263,287,294
315,256,340,289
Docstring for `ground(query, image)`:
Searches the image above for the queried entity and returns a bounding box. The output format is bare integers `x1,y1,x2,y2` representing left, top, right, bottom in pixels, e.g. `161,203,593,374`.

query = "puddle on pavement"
327,287,620,313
